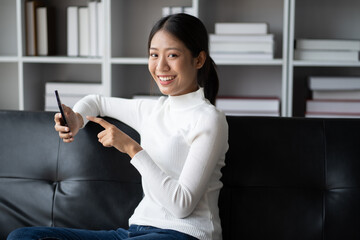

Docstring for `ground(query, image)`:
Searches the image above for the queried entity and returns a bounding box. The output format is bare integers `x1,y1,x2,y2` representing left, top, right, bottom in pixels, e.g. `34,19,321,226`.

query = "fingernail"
65,127,69,132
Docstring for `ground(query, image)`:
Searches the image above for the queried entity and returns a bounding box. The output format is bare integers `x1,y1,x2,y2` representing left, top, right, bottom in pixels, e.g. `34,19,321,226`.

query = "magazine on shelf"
216,97,280,116
214,22,268,35
294,50,359,62
210,41,273,53
295,39,360,51
45,82,103,111
308,76,360,91
209,34,274,43
306,99,360,114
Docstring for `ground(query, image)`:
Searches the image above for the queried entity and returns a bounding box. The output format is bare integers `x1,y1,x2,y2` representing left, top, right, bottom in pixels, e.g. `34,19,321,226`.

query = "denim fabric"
7,225,199,240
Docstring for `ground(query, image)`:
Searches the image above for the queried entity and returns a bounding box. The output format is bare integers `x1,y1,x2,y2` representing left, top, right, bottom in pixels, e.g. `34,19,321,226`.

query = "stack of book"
67,1,103,57
305,76,360,118
294,39,360,62
25,1,55,56
162,6,195,17
45,82,103,111
209,22,275,61
216,96,280,116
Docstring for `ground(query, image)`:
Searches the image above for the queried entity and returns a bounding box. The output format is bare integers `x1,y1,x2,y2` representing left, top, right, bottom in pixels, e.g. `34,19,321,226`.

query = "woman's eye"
168,54,178,58
150,53,158,58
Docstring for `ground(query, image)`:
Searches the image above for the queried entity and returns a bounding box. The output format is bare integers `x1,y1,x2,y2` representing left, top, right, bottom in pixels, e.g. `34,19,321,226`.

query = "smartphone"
54,90,69,128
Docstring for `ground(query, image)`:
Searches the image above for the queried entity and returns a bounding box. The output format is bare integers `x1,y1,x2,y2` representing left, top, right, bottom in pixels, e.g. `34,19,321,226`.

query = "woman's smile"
158,75,176,85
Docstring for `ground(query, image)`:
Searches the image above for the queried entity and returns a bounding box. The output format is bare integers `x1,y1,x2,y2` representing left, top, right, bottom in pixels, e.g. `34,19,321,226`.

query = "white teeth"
159,76,175,81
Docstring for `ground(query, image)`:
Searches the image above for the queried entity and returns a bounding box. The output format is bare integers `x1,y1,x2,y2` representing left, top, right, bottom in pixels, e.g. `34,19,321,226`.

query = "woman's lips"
158,75,176,85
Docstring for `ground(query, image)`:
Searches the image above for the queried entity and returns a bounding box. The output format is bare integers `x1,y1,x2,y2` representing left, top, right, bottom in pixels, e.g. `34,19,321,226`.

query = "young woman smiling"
8,13,228,240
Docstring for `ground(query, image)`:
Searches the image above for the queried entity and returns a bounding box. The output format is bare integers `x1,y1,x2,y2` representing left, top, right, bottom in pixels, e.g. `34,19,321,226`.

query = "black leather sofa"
0,110,359,240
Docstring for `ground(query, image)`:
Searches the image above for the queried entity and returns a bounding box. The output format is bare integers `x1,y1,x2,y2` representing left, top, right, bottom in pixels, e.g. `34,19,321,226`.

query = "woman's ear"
195,51,206,69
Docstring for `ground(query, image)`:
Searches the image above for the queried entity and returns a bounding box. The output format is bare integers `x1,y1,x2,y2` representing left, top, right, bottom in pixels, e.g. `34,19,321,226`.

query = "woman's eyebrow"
150,47,182,51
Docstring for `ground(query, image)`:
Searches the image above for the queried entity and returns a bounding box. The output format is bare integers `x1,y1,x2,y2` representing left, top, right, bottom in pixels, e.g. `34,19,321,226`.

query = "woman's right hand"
54,104,84,143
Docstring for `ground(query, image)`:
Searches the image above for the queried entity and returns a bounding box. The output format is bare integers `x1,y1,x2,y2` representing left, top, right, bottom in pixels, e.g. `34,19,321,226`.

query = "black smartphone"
54,90,69,128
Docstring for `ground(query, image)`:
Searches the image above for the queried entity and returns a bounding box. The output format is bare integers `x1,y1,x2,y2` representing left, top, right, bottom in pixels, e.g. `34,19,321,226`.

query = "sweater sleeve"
130,111,229,218
73,94,155,132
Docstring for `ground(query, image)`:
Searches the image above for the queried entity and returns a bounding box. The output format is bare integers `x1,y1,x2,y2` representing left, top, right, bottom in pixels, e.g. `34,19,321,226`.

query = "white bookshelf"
288,0,360,116
0,0,358,116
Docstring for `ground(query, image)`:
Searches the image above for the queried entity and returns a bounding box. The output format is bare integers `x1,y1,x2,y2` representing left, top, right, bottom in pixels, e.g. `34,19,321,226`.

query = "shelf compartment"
23,63,102,111
0,63,19,110
111,64,158,98
22,56,103,64
0,0,17,56
292,66,360,117
110,0,193,58
217,65,283,98
200,0,286,59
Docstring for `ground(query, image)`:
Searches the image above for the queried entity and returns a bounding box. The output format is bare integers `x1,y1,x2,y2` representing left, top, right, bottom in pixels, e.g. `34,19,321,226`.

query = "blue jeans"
7,225,199,240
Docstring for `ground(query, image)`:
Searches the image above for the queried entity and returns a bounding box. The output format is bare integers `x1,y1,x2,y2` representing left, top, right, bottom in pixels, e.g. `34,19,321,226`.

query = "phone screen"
55,90,69,127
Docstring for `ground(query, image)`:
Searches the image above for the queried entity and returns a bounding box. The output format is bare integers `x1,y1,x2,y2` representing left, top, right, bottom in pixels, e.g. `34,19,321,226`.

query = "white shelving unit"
1,0,358,117
287,0,360,116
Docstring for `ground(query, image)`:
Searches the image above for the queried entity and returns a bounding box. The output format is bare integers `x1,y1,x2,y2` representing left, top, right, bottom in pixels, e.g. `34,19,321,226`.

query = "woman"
7,13,228,240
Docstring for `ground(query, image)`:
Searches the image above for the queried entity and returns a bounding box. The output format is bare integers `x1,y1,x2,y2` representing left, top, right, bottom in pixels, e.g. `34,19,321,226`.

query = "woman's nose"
156,56,170,71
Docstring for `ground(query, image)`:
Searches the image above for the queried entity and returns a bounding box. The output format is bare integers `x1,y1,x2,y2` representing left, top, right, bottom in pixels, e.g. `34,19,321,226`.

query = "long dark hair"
148,13,219,105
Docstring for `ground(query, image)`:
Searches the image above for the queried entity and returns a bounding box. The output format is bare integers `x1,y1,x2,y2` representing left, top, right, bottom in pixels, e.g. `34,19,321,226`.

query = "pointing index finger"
87,116,112,129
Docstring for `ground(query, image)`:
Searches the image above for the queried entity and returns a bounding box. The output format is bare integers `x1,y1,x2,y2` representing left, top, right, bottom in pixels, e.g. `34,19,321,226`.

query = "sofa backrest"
220,116,360,240
1,111,360,240
0,111,143,239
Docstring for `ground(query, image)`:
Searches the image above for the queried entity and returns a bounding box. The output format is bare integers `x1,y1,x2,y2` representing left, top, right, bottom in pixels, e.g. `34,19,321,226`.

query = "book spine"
294,50,359,62
215,23,268,35
309,76,360,90
45,82,103,95
36,7,47,56
67,6,79,57
209,34,274,43
97,2,103,57
79,7,89,57
296,39,360,51
26,1,37,56
210,42,273,53
88,1,98,57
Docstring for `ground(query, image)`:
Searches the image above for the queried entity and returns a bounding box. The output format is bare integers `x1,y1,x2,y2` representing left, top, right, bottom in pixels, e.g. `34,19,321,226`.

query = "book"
305,112,360,119
97,1,103,57
45,82,103,111
88,1,98,57
45,82,103,95
215,23,268,35
26,0,43,56
216,97,280,116
209,34,274,43
294,49,359,62
184,7,196,17
221,111,280,117
36,7,54,56
306,99,360,114
171,7,183,14
79,7,89,56
162,7,171,17
295,39,360,51
308,76,360,90
312,90,360,100
210,41,273,53
67,6,79,57
162,6,195,17
211,52,273,61
45,95,85,111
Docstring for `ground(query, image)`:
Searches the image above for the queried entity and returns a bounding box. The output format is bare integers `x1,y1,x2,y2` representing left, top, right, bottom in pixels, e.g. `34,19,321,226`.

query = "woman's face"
148,30,204,96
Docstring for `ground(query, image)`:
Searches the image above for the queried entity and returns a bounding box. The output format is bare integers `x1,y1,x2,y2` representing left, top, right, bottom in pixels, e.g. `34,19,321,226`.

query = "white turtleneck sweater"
73,88,229,240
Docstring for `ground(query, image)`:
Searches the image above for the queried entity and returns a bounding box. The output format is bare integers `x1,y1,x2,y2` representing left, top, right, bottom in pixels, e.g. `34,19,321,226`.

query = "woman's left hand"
87,116,142,158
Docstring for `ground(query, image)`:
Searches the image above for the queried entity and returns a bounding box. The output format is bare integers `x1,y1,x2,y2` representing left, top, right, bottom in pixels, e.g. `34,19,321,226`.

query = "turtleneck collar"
168,88,206,110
